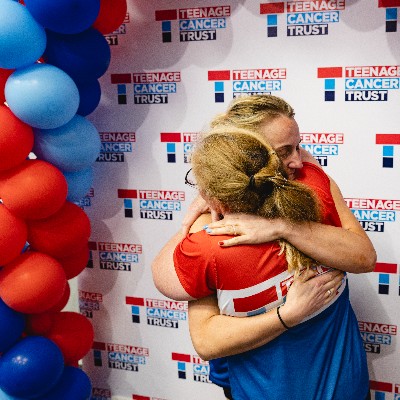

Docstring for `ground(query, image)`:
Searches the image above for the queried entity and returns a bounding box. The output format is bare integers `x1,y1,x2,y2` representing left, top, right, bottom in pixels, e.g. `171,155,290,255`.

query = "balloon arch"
0,0,127,398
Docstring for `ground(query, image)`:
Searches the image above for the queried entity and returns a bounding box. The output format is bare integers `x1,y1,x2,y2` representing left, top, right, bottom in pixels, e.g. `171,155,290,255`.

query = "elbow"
357,247,377,274
151,261,165,294
365,248,377,273
190,334,218,361
191,340,213,361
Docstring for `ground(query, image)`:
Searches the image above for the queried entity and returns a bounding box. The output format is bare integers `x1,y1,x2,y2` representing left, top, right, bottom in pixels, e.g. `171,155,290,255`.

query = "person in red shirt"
152,95,375,400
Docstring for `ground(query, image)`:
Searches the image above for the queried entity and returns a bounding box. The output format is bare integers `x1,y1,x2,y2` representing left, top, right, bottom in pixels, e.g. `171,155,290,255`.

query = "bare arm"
281,177,376,273
283,150,376,272
189,269,344,360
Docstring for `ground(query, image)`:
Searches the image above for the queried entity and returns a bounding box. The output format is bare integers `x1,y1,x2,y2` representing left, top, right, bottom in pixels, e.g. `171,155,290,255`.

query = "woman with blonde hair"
172,125,369,399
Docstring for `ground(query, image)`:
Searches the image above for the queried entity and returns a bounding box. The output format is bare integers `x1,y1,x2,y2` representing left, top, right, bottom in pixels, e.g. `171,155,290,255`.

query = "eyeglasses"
185,168,197,188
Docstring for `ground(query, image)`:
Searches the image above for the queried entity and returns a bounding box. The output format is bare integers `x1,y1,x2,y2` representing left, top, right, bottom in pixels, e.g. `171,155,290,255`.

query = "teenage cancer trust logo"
110,71,181,105
208,68,287,103
93,342,149,372
378,0,400,32
318,65,400,101
160,132,200,163
300,132,343,166
89,241,142,272
376,134,400,168
79,290,103,319
126,297,187,328
260,0,344,37
370,381,400,399
359,320,397,354
171,353,212,383
345,198,400,233
155,5,231,42
117,189,185,220
97,131,136,163
373,262,399,296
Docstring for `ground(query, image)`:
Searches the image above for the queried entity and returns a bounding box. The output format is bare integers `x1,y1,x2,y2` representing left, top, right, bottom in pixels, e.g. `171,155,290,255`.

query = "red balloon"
26,311,57,335
45,311,94,365
0,105,34,171
0,204,27,265
0,159,68,219
57,244,90,279
0,251,67,314
92,0,127,34
0,69,14,103
27,201,91,258
46,281,71,312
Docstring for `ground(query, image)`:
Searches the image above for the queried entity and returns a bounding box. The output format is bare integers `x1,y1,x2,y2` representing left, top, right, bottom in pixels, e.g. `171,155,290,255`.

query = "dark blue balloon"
44,28,111,83
0,336,64,399
76,79,101,116
0,0,46,69
33,115,101,172
63,167,94,202
0,298,25,353
25,0,100,35
40,366,92,400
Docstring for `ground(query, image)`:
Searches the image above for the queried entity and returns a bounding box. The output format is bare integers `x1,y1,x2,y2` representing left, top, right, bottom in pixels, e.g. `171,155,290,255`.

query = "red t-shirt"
173,162,342,316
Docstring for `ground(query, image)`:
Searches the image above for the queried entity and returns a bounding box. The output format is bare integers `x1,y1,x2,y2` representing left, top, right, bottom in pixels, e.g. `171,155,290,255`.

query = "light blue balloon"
5,63,79,129
33,115,101,172
63,167,94,202
0,0,46,69
0,389,24,400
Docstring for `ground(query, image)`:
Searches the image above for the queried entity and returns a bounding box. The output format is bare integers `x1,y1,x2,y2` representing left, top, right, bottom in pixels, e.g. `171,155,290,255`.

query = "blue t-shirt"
227,282,369,399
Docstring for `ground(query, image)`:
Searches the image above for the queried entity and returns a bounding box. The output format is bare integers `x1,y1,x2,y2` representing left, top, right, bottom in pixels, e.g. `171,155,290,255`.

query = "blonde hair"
210,94,295,131
192,126,320,274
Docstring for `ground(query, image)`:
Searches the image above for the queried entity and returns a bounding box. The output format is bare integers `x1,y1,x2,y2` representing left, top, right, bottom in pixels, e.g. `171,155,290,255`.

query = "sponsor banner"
160,132,200,163
345,198,400,232
373,263,399,295
171,353,212,383
126,297,188,328
93,342,149,372
318,65,400,102
79,290,103,318
155,5,231,42
300,132,343,166
97,132,136,163
110,72,181,105
359,320,397,354
376,134,400,168
260,0,345,37
117,189,185,220
378,0,400,32
89,241,143,271
208,68,287,103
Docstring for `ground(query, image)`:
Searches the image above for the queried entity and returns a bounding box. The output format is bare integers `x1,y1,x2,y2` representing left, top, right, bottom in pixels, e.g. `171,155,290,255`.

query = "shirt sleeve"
299,162,342,227
173,230,217,299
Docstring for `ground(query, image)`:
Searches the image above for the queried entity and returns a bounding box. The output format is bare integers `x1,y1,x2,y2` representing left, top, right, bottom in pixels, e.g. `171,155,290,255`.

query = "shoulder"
189,213,212,234
297,161,329,186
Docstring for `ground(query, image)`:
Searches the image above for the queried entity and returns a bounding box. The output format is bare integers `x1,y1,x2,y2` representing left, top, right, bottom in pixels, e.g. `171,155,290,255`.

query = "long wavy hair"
192,125,321,274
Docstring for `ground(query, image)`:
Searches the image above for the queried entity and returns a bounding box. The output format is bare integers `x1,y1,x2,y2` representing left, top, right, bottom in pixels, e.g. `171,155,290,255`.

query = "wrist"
277,303,300,328
276,305,291,330
274,218,290,240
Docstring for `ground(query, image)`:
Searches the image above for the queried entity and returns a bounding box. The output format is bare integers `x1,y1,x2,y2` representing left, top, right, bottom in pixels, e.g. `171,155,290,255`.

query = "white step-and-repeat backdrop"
80,1,400,399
